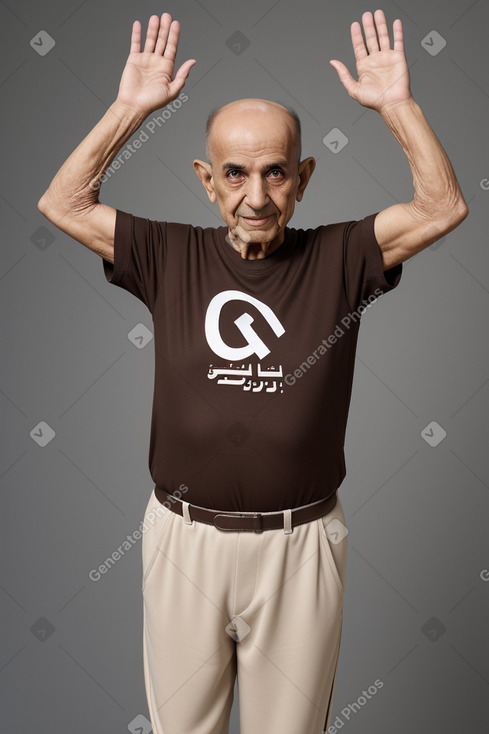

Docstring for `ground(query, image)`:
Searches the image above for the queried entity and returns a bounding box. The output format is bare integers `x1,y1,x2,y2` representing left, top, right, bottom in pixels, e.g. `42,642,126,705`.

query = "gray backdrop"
1,0,488,732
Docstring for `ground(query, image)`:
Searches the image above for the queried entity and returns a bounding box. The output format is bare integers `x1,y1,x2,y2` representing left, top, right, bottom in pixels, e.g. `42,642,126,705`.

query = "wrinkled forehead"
209,109,298,164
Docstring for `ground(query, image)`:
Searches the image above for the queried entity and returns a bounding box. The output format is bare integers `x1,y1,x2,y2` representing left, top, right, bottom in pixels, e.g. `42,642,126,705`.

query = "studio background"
1,0,488,732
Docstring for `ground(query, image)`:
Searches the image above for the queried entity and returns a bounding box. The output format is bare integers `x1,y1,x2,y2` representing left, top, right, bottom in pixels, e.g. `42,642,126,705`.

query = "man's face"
193,102,315,259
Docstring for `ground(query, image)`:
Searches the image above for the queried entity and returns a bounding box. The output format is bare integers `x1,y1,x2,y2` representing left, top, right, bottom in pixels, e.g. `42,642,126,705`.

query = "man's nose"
244,176,269,210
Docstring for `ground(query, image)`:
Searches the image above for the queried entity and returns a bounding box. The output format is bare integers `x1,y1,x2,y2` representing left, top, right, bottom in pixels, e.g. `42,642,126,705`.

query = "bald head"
205,98,302,167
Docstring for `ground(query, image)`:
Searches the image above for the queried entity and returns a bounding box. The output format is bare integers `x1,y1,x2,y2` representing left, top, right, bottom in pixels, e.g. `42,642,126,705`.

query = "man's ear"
296,157,316,202
193,160,217,203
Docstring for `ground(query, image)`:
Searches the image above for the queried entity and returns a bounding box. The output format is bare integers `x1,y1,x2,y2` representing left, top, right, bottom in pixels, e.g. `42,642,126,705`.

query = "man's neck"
226,230,285,260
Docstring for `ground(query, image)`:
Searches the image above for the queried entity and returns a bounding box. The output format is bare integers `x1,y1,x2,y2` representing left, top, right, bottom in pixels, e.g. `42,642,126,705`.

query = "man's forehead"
214,132,293,155
210,115,296,159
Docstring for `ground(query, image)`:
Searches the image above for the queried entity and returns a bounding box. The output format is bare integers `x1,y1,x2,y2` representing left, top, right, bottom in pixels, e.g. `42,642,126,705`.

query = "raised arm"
37,13,196,264
330,9,468,271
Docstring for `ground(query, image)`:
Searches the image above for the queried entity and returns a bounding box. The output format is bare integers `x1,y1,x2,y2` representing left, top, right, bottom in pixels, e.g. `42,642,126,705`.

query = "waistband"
153,486,338,534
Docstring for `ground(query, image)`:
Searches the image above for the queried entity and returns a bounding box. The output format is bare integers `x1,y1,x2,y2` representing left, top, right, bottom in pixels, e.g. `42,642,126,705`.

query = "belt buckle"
215,510,264,532
250,512,263,533
237,511,263,533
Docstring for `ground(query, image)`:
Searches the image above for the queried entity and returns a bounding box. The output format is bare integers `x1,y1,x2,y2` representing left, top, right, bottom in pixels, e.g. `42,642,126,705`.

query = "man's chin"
230,221,277,242
225,224,250,245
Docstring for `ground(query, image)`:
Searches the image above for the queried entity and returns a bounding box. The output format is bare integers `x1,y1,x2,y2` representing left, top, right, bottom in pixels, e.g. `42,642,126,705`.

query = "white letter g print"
205,290,285,361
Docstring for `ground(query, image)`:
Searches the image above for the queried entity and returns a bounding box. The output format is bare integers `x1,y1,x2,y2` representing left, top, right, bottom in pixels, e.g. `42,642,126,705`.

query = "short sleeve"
102,209,166,313
343,211,402,313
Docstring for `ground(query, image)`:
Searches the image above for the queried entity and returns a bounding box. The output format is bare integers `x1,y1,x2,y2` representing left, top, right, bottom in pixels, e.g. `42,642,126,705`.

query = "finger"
173,58,197,83
329,60,357,96
170,59,197,96
130,20,141,54
392,18,404,52
163,19,181,63
154,12,172,55
374,9,391,51
350,21,368,61
362,11,379,54
143,14,160,53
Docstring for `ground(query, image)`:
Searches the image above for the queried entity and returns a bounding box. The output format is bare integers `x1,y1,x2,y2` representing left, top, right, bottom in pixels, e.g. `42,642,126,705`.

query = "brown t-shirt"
102,210,402,512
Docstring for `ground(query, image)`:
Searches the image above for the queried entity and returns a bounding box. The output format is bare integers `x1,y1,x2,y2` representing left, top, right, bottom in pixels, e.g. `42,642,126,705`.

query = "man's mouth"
241,215,272,226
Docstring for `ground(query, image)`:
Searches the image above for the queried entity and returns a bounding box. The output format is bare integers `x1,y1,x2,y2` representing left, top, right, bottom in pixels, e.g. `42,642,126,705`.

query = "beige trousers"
141,487,348,734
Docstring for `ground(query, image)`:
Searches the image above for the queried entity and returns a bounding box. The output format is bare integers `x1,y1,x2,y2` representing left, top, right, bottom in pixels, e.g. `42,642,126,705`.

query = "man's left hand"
330,9,412,112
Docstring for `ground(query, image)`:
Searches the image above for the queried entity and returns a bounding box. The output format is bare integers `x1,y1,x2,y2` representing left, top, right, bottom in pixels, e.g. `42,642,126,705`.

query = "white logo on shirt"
205,290,285,360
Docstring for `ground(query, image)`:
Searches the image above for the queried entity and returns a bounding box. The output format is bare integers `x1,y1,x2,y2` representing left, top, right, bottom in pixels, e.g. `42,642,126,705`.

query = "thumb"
174,59,197,85
329,60,357,96
170,59,196,97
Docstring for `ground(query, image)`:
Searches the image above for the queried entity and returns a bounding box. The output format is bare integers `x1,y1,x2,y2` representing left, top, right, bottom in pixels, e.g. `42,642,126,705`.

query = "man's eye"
226,169,283,180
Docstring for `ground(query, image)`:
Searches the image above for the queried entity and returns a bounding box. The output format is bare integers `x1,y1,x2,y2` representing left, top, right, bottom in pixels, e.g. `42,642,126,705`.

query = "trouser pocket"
141,488,173,591
317,497,348,593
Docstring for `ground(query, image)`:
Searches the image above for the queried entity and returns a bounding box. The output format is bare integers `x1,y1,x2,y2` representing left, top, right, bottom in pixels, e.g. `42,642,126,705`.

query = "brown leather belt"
154,486,338,532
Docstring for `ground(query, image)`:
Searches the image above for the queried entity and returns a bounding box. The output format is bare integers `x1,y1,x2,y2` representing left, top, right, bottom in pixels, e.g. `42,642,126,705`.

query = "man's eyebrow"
221,160,289,172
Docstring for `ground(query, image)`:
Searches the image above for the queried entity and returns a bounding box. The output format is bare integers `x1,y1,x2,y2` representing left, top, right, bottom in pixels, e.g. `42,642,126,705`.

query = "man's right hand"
116,13,196,115
37,12,196,264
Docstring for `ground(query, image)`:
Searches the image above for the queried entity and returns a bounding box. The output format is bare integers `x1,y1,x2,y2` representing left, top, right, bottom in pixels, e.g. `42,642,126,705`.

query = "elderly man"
38,9,468,734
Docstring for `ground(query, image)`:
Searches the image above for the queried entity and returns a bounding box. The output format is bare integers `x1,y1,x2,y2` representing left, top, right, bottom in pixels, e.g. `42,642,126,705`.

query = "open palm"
330,10,412,112
117,13,196,114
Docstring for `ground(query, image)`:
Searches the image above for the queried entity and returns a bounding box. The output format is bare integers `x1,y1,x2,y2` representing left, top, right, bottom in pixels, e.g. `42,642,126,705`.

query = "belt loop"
182,501,193,525
283,508,293,535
